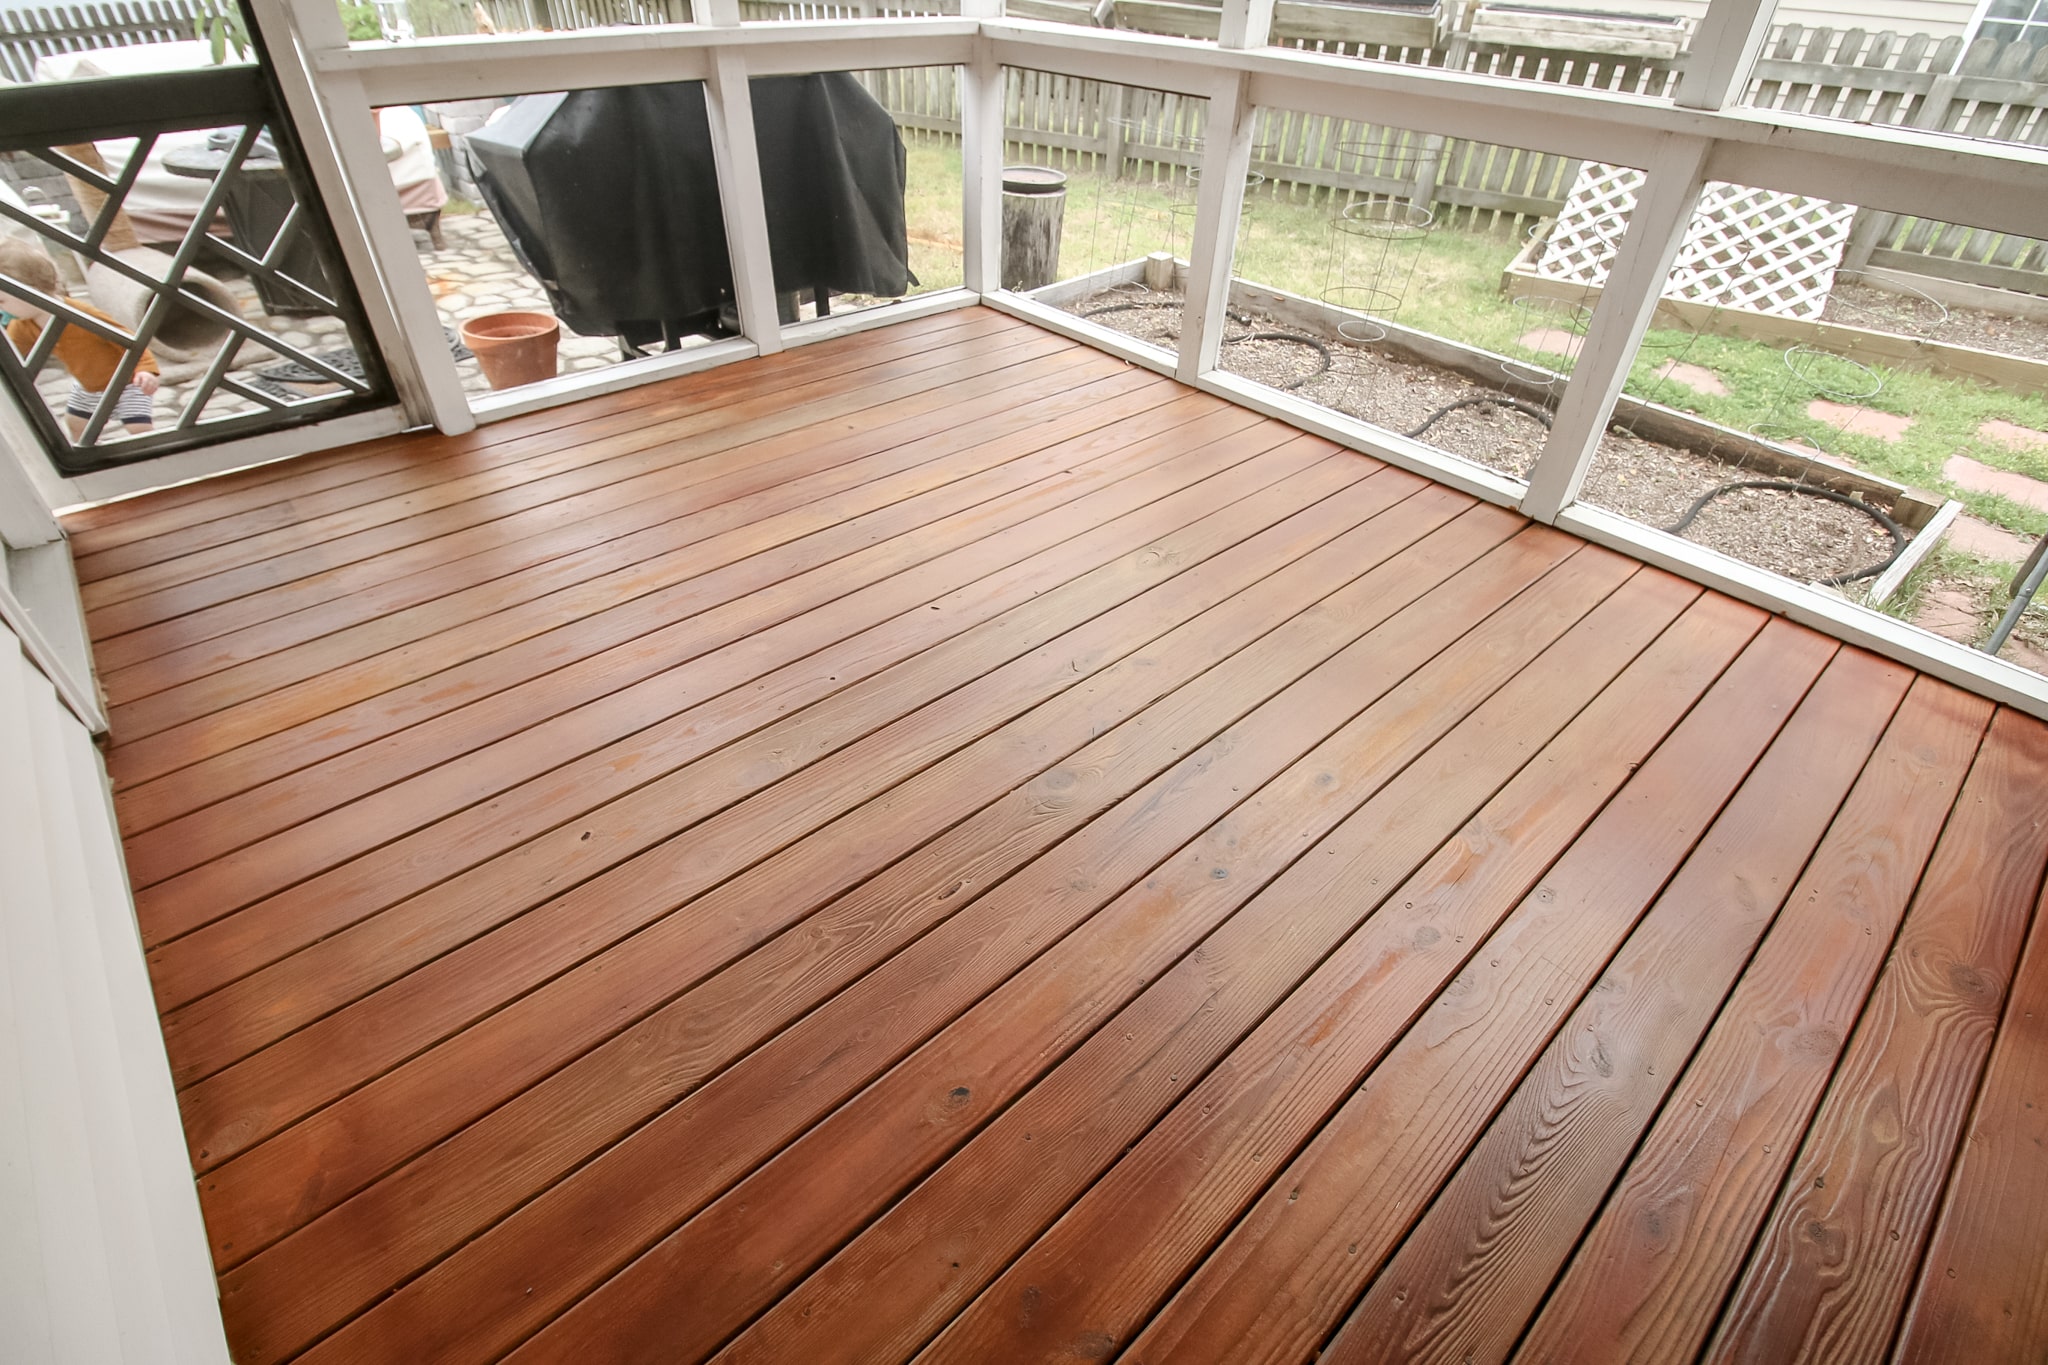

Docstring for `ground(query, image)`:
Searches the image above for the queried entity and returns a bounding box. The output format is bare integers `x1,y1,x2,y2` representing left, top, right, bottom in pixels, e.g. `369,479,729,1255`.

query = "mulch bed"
1063,290,1906,587
1824,278,2048,363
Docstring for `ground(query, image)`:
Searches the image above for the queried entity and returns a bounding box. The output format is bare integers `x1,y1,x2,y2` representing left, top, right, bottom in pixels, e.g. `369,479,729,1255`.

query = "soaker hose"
1660,479,1907,586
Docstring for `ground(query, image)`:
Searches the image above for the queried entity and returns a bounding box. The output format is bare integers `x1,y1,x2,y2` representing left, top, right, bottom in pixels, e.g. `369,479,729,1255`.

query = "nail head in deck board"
128,412,1312,919
506,560,1690,1365
717,588,1764,1365
1512,677,1997,1365
1704,708,2048,1365
96,345,1126,704
282,536,1622,1365
214,492,1507,1365
924,617,1831,1365
1319,645,1916,1365
152,469,1449,1040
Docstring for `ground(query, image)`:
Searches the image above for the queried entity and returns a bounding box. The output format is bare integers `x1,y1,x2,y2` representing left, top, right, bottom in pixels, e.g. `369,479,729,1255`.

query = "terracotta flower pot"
460,311,561,390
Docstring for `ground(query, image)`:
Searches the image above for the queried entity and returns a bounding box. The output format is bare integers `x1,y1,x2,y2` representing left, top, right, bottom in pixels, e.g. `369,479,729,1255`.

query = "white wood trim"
1673,0,1776,111
0,420,61,551
705,48,786,358
1218,0,1277,51
1177,71,1255,384
1559,502,2048,719
982,290,1181,378
336,22,976,105
57,718,230,1365
50,408,408,509
0,556,102,733
1867,498,1962,609
1521,135,1712,524
5,541,93,718
245,0,474,434
780,288,979,346
960,42,1003,295
0,643,121,1365
469,337,758,424
1194,368,1533,508
0,637,233,1365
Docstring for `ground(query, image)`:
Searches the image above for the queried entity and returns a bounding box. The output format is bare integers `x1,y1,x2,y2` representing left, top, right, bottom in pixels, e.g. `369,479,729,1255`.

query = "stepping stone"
1945,454,2048,515
1947,514,2035,564
1913,586,1981,643
1980,418,2048,451
1806,399,1913,441
1516,327,1581,358
1652,359,1727,396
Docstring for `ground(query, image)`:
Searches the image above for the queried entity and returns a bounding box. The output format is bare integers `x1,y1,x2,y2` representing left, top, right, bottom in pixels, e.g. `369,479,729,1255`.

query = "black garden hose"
1401,394,1554,441
1660,478,1908,586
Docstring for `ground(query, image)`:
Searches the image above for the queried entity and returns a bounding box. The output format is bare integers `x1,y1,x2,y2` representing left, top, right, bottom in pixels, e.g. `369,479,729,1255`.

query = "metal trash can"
1001,165,1067,292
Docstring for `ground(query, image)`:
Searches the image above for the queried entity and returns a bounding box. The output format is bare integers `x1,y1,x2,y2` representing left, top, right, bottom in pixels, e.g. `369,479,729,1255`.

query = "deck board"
71,310,2048,1365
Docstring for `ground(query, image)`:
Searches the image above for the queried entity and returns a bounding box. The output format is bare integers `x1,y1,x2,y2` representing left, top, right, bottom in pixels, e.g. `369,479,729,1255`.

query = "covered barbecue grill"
465,73,913,349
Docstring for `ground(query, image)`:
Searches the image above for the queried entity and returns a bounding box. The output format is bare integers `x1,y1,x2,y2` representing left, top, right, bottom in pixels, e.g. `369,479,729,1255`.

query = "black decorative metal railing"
0,66,393,472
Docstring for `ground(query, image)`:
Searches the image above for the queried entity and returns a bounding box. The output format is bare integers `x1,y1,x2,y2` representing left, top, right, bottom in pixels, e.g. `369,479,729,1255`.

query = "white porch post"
245,0,475,433
1175,71,1254,385
1674,0,1777,110
704,47,786,355
1519,134,1710,524
959,24,1004,296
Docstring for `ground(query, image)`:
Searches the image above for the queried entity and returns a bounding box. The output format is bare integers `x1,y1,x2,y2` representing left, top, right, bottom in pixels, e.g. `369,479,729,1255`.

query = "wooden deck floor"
70,308,2048,1365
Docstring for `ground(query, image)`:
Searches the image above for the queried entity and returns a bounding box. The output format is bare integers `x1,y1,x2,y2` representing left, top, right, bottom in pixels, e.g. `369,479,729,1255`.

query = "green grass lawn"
899,143,2048,550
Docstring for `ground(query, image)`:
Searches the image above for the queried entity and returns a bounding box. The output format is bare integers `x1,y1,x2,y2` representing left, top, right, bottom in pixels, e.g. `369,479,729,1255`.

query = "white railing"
221,0,2048,721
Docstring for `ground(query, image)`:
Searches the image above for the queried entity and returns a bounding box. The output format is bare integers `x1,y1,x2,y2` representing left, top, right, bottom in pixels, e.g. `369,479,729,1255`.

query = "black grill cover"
465,73,911,345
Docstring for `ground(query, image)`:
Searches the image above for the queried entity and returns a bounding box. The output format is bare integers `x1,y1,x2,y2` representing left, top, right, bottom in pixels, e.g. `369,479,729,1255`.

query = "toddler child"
0,236,158,438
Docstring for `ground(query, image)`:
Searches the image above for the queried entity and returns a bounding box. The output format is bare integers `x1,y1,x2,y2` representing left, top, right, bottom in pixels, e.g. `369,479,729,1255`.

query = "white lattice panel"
1533,162,1858,320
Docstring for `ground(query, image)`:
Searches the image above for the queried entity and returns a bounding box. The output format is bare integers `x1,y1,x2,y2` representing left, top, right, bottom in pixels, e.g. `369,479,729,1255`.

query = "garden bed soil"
1065,290,1905,588
1824,279,2048,363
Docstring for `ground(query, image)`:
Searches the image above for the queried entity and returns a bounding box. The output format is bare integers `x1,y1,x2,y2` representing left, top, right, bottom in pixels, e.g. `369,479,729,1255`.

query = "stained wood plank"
66,315,2045,1365
174,452,1374,1194
150,448,1418,1036
60,309,1004,554
218,487,1515,1365
108,366,1197,822
1317,646,1915,1365
1863,761,2048,1365
535,570,1710,1365
67,311,1012,569
717,585,1761,1365
160,449,1395,1084
95,344,1122,692
1511,678,1996,1365
1702,710,2048,1365
923,619,1836,1365
123,407,1294,910
100,354,1167,742
74,320,1041,596
284,533,1620,1365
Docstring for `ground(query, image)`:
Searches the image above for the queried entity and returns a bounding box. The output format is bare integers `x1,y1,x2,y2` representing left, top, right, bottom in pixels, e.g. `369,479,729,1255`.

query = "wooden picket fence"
5,0,2047,289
